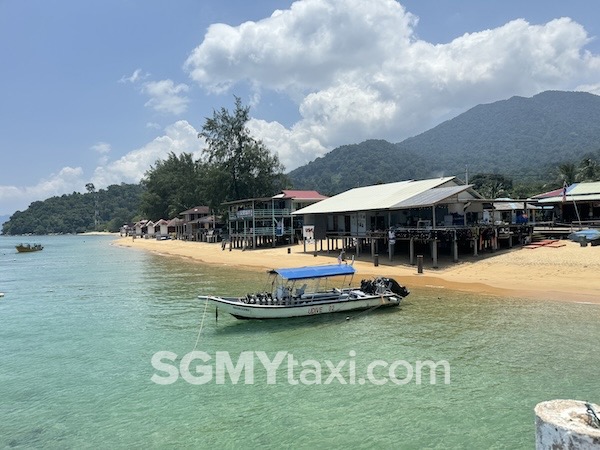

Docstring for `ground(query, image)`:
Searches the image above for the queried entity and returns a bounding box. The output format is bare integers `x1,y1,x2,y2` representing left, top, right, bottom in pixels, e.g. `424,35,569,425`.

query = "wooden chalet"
224,190,328,249
179,206,210,241
154,219,169,238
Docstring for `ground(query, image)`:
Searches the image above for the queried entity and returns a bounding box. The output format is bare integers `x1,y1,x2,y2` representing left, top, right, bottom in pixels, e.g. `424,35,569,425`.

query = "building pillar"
453,236,458,263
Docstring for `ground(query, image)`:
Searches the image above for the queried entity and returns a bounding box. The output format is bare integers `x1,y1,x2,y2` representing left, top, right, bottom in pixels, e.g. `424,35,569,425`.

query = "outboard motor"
381,277,410,297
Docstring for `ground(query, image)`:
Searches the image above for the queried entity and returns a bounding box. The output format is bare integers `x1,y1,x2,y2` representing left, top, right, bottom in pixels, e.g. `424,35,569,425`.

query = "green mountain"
286,139,432,196
289,91,600,193
2,183,144,235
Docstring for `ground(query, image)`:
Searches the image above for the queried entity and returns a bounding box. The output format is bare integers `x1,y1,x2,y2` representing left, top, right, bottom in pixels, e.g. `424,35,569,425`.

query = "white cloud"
91,142,111,154
184,0,600,170
91,120,204,187
120,70,190,115
119,68,149,84
0,167,85,214
576,83,600,95
0,122,205,214
142,79,190,115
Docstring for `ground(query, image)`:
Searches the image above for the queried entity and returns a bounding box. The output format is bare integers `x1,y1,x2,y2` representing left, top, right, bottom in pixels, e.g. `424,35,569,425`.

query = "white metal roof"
538,193,600,203
293,177,462,214
570,181,600,195
537,181,600,204
391,185,473,208
492,201,540,210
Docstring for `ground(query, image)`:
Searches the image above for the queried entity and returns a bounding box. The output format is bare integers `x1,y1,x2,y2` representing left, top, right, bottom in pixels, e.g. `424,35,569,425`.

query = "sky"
1,0,600,216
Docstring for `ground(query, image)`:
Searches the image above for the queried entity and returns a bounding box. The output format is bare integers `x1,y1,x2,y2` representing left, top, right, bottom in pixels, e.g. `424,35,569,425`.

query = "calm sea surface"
1,235,599,449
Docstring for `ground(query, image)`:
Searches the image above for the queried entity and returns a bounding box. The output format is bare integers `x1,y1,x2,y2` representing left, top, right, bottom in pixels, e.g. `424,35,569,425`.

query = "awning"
274,264,355,280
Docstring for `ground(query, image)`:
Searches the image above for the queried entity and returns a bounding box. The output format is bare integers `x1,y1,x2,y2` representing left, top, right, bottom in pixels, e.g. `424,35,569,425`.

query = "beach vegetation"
140,152,204,220
198,96,289,208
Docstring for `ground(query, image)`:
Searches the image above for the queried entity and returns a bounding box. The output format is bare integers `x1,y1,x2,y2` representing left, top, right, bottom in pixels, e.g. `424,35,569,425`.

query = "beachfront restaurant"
532,181,600,227
224,190,328,249
293,176,534,267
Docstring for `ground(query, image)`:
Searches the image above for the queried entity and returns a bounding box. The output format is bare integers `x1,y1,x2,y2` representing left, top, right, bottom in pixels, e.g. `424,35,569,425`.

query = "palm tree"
85,183,99,228
556,162,577,186
577,158,599,182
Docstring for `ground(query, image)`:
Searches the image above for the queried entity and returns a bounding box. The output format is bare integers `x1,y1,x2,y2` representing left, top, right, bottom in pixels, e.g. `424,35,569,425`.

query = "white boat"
198,263,410,320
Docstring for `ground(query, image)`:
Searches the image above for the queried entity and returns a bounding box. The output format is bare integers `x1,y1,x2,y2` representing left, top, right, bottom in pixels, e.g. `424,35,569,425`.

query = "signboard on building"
303,225,315,244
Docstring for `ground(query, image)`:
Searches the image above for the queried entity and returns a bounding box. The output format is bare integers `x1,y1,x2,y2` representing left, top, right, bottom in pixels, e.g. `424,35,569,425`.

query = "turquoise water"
1,235,599,449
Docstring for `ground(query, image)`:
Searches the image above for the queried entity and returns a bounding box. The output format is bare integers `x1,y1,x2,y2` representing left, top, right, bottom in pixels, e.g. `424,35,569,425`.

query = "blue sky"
1,0,599,216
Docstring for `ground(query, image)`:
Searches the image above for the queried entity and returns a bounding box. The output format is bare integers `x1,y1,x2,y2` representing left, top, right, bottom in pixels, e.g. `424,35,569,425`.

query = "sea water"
0,235,599,449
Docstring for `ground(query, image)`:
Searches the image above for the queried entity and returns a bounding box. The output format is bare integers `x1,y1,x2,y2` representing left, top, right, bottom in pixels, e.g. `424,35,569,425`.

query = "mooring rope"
192,297,210,351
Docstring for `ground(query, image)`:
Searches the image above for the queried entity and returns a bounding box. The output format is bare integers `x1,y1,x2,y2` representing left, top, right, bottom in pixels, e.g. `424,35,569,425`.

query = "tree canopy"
137,97,289,218
1,183,143,235
198,96,288,207
140,152,204,220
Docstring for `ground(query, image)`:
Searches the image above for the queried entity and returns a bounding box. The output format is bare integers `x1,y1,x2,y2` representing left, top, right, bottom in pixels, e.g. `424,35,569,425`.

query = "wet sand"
114,236,600,303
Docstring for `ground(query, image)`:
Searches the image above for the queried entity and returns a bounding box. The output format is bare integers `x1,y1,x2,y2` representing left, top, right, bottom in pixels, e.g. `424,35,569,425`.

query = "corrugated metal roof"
538,193,600,203
492,201,540,210
293,177,458,214
531,187,564,199
278,190,328,200
180,206,210,215
392,185,471,208
569,181,600,195
536,181,600,203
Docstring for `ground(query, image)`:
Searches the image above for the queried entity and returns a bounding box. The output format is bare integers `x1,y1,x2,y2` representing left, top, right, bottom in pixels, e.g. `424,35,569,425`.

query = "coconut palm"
577,158,599,182
556,162,577,186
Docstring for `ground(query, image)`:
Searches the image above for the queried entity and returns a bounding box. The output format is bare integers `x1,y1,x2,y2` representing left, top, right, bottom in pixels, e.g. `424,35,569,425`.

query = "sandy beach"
114,236,600,303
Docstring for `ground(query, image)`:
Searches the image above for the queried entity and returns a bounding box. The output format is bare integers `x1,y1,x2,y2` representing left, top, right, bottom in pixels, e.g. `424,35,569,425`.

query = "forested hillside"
399,91,600,179
289,91,600,193
286,140,432,196
2,183,143,235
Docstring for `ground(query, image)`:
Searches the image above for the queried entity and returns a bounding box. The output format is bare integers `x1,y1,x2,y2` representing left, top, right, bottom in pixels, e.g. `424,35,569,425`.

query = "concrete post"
453,235,458,263
535,399,600,449
417,255,423,273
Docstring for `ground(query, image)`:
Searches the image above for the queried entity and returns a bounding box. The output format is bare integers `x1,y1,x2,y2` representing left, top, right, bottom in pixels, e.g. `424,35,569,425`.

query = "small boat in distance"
15,243,44,253
198,263,409,320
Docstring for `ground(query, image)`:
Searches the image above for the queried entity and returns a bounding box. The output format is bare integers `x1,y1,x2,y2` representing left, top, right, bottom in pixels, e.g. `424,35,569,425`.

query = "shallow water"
1,235,598,448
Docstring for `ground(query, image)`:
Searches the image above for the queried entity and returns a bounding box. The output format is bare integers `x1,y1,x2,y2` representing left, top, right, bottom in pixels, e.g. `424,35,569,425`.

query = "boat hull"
199,294,403,320
15,245,43,253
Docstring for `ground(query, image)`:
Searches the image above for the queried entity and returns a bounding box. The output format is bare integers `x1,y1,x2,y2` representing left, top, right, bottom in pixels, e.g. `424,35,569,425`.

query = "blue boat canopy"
568,229,600,242
274,264,356,280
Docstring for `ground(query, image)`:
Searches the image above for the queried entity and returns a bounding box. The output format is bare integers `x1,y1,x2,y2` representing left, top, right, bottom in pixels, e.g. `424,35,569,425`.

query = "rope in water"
192,297,210,351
